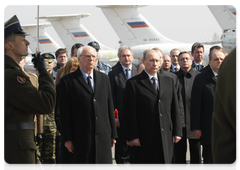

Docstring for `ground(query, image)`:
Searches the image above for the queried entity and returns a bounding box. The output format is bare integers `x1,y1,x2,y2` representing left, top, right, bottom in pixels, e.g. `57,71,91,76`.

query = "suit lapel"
118,67,127,82
205,68,216,84
75,67,93,94
140,71,158,96
158,72,165,97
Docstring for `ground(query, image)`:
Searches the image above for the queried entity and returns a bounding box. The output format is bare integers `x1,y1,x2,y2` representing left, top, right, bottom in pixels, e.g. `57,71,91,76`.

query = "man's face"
170,50,180,66
71,48,78,58
192,47,204,63
142,51,160,76
56,53,68,67
162,55,172,70
11,35,30,58
78,47,96,72
209,51,225,73
179,53,192,69
47,60,55,72
119,49,134,68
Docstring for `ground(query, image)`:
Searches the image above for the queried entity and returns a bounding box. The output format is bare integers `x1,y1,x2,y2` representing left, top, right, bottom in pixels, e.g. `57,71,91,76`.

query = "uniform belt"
5,122,35,131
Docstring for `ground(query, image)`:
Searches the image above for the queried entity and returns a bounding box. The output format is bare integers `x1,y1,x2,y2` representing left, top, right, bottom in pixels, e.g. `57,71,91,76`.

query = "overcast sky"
3,3,235,50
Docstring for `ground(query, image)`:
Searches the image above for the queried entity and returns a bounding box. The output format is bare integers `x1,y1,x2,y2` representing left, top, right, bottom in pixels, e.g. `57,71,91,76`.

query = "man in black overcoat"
191,50,225,163
108,46,137,163
59,46,117,163
123,49,182,163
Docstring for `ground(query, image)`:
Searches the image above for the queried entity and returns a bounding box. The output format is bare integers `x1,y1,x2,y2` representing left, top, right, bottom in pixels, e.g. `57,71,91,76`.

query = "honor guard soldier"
88,41,112,75
19,57,44,164
4,15,56,163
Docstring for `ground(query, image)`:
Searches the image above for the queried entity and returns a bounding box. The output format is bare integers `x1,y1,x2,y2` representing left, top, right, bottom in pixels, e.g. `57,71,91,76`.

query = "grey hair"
117,45,134,58
77,46,96,58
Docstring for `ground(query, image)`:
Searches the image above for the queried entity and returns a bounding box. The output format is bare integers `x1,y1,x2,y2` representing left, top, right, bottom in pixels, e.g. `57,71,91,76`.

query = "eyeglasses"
80,54,96,60
179,58,190,61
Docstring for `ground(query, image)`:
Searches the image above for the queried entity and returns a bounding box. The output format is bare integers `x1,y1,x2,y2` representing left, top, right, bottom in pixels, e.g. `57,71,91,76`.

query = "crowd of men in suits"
47,38,225,170
55,41,229,164
5,15,236,164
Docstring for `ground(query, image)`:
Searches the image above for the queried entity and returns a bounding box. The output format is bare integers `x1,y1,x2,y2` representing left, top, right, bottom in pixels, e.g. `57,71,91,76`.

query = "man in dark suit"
59,46,117,163
123,49,182,163
108,45,137,163
190,50,225,163
170,48,180,72
175,52,201,164
212,48,236,163
191,42,208,71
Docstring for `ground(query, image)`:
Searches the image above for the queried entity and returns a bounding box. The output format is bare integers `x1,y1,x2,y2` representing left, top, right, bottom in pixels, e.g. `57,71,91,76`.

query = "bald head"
162,54,172,72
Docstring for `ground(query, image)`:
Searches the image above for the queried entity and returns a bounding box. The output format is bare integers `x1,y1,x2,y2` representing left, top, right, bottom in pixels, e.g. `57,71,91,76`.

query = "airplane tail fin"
208,5,236,30
22,23,60,54
97,5,177,46
39,14,113,50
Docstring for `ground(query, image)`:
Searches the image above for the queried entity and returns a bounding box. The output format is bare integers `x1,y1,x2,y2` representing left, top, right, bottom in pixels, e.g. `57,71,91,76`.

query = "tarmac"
111,140,203,164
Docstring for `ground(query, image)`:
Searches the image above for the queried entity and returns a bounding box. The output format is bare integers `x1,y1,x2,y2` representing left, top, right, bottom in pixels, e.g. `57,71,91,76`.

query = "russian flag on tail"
229,8,236,15
127,21,149,28
39,39,52,44
72,32,89,37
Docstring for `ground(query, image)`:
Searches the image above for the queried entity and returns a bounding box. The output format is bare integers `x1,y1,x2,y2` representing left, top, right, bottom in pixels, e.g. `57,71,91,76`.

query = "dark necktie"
175,67,178,72
87,75,93,92
125,69,129,79
151,77,158,91
196,65,200,71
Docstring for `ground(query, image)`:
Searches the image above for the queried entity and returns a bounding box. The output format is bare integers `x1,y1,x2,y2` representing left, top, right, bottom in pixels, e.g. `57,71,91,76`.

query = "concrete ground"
112,140,203,164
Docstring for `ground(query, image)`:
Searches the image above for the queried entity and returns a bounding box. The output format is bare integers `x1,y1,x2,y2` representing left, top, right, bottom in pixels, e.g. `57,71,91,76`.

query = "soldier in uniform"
4,15,56,163
88,41,112,75
41,53,57,82
18,57,44,164
38,53,57,163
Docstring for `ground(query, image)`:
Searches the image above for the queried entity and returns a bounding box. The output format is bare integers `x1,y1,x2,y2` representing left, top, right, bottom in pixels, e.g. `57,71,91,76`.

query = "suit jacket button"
96,134,99,138
160,113,162,116
93,99,96,102
96,116,99,119
159,100,161,102
161,128,164,131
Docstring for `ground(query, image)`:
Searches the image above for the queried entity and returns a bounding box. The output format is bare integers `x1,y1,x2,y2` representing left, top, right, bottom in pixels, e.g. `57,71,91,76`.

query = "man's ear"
5,42,13,51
